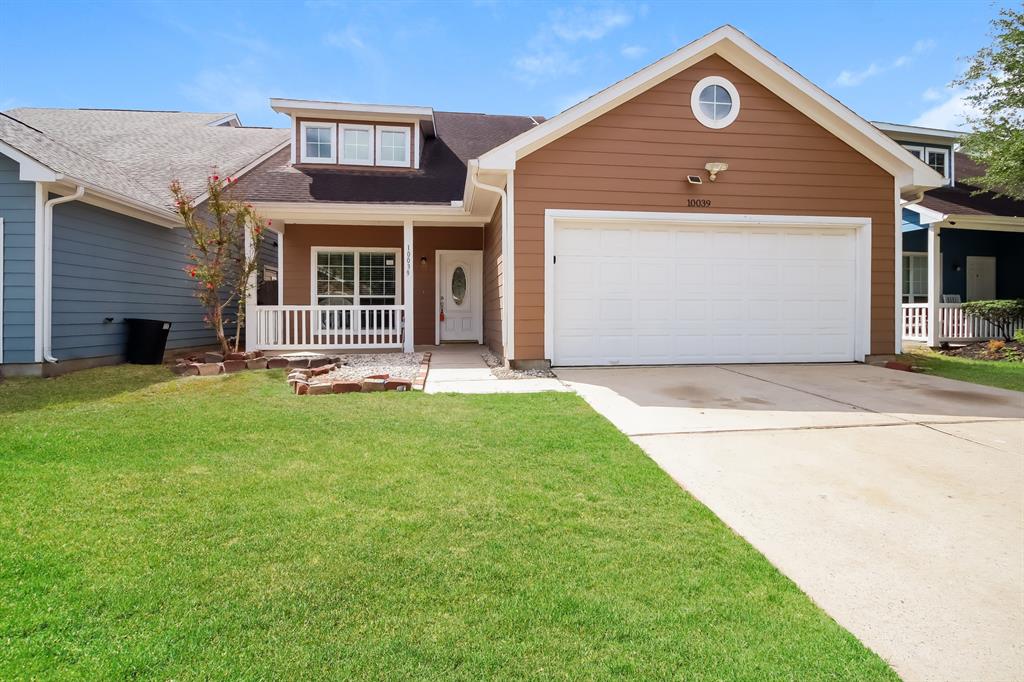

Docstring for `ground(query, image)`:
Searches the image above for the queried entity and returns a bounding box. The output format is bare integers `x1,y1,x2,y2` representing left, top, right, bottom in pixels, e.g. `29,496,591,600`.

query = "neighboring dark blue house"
0,109,287,376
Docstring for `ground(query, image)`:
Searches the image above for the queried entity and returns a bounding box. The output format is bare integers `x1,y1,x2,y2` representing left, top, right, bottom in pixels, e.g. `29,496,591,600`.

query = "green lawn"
900,348,1024,392
0,367,895,680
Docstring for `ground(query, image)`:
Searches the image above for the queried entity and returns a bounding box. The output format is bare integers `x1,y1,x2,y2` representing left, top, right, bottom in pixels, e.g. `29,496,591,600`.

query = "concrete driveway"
556,364,1023,682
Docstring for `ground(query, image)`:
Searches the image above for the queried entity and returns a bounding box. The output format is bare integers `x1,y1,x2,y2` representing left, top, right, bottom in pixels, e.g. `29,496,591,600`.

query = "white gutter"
468,160,511,356
42,185,84,363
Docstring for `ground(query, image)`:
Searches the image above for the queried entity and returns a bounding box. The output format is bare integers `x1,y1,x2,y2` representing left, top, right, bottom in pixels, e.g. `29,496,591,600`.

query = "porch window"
314,250,398,306
902,253,928,303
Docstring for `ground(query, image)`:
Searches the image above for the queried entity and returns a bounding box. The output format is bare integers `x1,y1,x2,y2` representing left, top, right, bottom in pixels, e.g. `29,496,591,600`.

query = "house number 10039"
687,199,711,208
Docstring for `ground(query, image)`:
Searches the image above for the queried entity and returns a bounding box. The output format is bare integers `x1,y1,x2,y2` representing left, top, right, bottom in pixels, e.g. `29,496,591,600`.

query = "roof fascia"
250,201,486,226
0,140,61,182
938,215,1024,232
903,202,946,225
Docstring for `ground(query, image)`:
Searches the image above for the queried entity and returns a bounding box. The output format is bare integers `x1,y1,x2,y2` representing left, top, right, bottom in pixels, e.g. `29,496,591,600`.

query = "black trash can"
124,318,172,364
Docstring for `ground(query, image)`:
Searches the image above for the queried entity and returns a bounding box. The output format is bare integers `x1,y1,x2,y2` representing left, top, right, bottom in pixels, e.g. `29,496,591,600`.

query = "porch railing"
901,303,1024,343
251,305,405,350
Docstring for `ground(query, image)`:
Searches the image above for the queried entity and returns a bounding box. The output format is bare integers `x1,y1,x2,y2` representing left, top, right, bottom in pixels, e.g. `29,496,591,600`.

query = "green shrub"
1015,328,1024,344
961,299,1024,341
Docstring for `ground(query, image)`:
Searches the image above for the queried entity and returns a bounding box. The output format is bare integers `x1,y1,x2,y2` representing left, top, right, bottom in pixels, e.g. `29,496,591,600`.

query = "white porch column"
244,222,258,352
926,224,940,347
274,223,285,305
403,220,414,352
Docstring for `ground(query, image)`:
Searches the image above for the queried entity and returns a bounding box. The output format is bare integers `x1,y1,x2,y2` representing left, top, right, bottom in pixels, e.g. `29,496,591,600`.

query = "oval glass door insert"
451,266,467,305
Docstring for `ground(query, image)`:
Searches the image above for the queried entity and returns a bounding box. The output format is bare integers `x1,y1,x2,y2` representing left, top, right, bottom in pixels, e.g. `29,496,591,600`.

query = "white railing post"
926,225,940,347
403,220,415,353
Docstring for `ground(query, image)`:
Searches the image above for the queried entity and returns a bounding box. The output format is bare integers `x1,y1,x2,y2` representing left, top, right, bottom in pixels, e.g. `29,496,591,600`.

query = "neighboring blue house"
0,109,287,376
873,122,1024,344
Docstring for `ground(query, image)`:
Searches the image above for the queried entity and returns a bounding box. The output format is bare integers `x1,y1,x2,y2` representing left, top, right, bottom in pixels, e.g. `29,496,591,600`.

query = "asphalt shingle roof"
1,108,288,214
231,111,542,205
919,151,1024,218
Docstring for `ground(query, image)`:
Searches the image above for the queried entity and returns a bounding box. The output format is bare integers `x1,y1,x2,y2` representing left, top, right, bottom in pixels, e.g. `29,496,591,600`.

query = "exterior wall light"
705,162,729,182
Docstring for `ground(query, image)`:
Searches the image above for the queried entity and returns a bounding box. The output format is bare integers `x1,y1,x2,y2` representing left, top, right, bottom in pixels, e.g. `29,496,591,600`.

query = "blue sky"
2,1,1010,131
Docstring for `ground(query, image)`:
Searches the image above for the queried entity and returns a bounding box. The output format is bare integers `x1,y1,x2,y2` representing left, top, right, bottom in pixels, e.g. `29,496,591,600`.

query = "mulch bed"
940,340,1024,362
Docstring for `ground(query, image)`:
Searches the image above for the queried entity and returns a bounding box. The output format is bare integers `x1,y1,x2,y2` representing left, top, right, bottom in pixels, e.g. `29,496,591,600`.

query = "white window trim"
375,125,412,167
299,122,337,164
339,124,375,166
309,246,403,307
924,148,949,181
690,75,741,129
902,251,928,303
902,144,950,183
902,144,924,160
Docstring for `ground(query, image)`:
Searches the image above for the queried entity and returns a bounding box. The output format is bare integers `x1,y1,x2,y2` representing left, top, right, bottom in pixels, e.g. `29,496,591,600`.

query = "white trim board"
543,209,872,364
478,25,942,196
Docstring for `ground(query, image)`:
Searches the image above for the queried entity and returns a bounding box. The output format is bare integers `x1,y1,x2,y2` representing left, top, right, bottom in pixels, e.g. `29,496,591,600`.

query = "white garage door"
552,220,860,366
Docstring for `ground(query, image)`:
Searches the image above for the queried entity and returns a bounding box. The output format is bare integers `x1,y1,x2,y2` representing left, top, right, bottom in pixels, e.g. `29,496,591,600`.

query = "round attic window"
691,76,740,129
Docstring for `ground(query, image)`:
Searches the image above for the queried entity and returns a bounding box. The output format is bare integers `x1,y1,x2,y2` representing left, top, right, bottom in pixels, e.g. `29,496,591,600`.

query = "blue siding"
902,226,1024,301
0,153,36,364
51,200,221,360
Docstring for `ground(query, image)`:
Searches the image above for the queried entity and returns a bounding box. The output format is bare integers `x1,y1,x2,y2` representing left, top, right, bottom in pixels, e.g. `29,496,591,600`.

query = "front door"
966,256,996,301
438,250,483,342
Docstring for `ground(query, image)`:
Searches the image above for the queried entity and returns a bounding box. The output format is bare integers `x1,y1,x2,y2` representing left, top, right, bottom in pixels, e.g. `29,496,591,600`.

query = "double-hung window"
314,249,399,307
301,122,336,163
375,126,410,167
902,253,928,303
340,124,374,165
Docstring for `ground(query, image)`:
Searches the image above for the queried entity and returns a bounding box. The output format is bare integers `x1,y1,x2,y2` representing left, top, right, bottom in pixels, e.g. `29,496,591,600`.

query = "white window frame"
299,122,337,164
339,124,375,166
902,251,928,303
375,125,412,167
309,246,403,308
690,76,741,129
902,144,950,183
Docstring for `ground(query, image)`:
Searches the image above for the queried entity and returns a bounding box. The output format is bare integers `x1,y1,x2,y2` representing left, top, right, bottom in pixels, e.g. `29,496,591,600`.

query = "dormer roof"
270,98,436,135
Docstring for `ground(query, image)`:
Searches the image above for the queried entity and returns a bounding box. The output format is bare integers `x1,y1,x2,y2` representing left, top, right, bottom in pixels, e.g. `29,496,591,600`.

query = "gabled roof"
231,111,541,206
0,108,289,218
477,25,944,198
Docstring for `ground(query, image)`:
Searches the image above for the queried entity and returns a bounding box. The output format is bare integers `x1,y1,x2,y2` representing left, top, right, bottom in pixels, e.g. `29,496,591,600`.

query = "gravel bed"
317,352,424,382
482,350,555,379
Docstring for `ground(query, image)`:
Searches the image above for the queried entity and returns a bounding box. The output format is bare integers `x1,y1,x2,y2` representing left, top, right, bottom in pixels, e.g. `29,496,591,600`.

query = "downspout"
468,160,510,355
42,185,85,363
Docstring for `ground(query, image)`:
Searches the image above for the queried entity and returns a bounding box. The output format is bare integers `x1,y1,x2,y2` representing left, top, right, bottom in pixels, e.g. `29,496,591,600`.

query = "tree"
953,8,1024,199
961,299,1024,341
171,174,266,355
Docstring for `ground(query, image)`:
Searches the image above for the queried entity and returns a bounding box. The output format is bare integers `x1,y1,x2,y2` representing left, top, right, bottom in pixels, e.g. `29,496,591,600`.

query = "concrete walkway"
558,363,1024,682
419,345,567,394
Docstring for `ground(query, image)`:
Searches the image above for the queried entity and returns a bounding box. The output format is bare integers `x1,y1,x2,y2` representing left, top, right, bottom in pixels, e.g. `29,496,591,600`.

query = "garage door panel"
553,220,858,366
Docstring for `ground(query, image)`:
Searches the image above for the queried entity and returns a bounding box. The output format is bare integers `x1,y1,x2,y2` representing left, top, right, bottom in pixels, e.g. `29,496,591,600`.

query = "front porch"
244,219,488,354
901,214,1023,345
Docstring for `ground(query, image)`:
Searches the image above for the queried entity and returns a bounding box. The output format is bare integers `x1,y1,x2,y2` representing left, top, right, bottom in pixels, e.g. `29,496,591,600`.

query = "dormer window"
301,122,336,163
376,126,410,167
340,124,373,165
902,144,950,182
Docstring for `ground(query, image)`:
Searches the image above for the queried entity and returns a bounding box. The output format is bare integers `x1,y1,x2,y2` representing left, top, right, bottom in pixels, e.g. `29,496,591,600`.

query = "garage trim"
543,209,873,365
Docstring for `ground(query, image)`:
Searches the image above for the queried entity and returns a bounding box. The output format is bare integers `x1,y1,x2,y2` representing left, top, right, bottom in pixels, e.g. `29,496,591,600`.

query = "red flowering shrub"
170,172,265,354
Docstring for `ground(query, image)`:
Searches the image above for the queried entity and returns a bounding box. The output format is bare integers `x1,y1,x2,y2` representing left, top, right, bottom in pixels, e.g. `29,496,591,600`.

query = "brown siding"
412,226,482,345
513,54,896,360
482,202,504,356
281,225,402,306
281,223,481,346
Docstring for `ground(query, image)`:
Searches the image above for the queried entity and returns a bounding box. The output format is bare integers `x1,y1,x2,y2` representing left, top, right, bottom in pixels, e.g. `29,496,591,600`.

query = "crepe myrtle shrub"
960,299,1024,341
171,173,267,355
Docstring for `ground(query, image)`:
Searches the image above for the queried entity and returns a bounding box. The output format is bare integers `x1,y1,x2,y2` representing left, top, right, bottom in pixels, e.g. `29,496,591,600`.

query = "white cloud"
514,4,633,84
834,39,936,87
922,87,944,102
621,44,647,59
514,50,582,80
911,89,978,131
325,25,369,52
549,6,632,42
181,60,274,121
